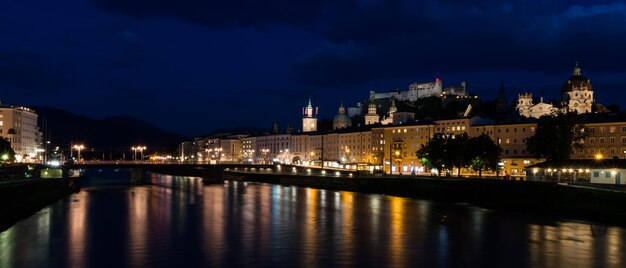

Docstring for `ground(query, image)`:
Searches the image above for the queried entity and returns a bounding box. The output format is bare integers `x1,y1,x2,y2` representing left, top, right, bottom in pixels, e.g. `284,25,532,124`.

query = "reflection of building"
517,63,596,118
302,98,318,132
0,102,42,161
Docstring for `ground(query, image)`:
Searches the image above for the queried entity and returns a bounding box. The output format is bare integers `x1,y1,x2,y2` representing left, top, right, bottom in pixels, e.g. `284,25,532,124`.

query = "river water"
1,169,625,267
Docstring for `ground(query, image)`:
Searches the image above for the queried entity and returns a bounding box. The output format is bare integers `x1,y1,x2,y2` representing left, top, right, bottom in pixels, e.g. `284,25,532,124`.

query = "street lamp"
131,147,138,161
132,146,147,162
73,144,84,163
394,150,401,175
139,146,147,161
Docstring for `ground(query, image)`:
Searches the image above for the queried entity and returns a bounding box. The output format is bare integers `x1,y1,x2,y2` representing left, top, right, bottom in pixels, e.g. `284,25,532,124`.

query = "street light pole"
131,147,137,161
73,145,84,163
140,146,146,162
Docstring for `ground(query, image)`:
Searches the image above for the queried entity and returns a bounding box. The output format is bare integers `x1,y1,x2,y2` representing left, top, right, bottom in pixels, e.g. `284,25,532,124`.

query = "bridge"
72,162,275,182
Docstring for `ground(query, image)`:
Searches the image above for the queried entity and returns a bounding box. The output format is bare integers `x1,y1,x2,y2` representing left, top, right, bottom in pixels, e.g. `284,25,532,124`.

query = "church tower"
302,98,317,132
516,93,533,118
496,80,508,113
562,62,594,114
364,93,380,125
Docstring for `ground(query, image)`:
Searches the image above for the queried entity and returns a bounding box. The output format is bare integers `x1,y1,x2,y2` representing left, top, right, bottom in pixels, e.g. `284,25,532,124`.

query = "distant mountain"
34,106,187,152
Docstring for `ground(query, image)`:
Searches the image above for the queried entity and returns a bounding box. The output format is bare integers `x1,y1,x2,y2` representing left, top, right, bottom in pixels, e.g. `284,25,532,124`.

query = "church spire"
573,62,581,76
496,80,508,113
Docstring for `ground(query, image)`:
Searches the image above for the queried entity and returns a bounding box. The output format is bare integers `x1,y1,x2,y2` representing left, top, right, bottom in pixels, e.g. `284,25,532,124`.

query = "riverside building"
0,101,42,162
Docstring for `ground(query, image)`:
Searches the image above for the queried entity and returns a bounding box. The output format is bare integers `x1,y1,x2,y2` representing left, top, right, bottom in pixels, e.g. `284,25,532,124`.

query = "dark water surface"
1,169,625,267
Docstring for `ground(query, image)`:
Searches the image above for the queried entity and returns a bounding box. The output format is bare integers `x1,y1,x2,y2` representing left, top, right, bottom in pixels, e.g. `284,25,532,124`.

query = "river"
0,169,625,267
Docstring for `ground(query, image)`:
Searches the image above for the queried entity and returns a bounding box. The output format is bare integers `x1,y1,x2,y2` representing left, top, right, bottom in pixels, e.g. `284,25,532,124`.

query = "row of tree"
417,112,587,177
417,133,500,177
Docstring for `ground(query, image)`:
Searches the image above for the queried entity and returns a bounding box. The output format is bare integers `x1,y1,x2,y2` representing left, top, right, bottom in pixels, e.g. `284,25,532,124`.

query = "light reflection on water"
0,172,625,267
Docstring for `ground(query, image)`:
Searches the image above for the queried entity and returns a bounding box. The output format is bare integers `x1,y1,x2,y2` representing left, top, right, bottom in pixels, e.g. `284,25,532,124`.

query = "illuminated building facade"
302,98,318,132
379,123,434,174
516,63,595,118
0,102,42,162
578,120,626,160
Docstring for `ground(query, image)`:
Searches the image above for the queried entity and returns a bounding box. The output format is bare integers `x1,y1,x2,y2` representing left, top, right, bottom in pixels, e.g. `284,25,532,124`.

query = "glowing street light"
261,148,269,164
73,144,84,163
132,146,147,162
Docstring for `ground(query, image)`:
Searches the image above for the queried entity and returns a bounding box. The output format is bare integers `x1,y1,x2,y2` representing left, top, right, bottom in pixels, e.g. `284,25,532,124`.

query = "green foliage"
468,134,501,177
417,133,500,177
417,134,449,176
0,138,15,161
526,113,587,162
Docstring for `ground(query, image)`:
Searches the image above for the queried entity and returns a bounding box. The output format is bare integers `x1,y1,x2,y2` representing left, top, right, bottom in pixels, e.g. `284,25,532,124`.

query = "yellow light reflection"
68,191,88,267
302,188,319,267
389,196,406,267
128,187,149,267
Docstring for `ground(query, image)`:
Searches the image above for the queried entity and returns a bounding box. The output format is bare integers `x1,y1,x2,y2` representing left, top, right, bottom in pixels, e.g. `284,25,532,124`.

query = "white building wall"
590,169,625,184
0,106,41,161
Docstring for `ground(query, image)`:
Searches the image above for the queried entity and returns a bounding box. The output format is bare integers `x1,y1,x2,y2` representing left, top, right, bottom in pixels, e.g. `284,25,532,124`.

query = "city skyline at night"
2,1,626,136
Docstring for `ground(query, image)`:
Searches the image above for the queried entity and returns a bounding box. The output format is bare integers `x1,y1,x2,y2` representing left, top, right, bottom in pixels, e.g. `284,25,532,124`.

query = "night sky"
2,0,626,136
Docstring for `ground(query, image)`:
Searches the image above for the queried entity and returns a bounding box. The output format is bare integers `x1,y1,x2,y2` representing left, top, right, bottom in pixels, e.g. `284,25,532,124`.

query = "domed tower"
302,98,317,132
562,63,594,114
364,93,380,125
332,102,352,130
389,97,398,114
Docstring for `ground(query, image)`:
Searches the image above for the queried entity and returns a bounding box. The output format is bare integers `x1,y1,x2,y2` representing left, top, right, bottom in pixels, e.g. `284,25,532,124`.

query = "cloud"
564,3,626,18
91,0,626,87
0,50,66,91
90,0,345,29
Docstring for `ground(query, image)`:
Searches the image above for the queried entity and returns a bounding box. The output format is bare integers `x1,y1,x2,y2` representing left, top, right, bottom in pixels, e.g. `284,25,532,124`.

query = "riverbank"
224,170,626,226
0,178,78,232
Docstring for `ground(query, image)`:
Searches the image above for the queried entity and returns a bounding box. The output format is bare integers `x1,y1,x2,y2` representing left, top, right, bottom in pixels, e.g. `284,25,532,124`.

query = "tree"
468,134,501,178
417,133,471,177
0,138,15,162
417,134,449,176
526,112,587,162
448,133,471,177
419,133,501,178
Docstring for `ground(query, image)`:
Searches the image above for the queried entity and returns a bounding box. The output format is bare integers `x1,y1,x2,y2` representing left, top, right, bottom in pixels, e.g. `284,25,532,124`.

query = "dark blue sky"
2,0,626,136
